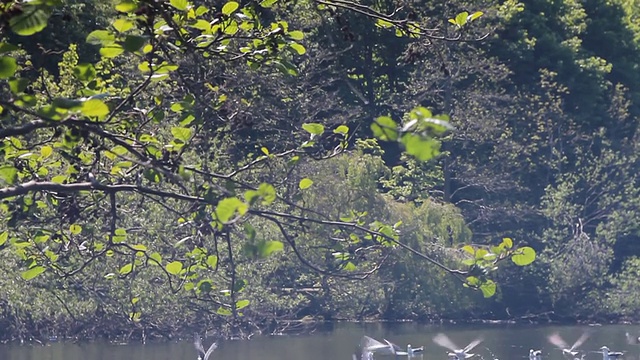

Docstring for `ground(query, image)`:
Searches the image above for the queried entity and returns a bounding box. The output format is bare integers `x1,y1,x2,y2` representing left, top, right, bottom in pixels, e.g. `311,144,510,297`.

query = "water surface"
1,323,639,360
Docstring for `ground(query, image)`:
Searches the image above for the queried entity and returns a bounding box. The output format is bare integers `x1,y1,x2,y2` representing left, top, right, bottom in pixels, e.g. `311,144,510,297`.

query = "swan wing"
570,332,590,351
463,338,484,353
548,333,569,350
433,333,459,352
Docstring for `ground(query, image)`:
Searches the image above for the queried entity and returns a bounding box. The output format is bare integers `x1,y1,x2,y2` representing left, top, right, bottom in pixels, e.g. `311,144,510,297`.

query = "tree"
0,0,535,339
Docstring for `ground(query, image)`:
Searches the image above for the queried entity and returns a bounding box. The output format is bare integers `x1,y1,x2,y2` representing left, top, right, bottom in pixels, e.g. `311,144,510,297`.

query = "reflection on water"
1,323,639,360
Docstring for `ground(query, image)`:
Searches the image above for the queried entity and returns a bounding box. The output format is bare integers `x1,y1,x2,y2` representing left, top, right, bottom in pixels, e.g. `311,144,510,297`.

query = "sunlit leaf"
0,165,18,184
257,183,276,205
0,232,7,246
401,134,440,161
166,261,183,275
467,11,484,22
0,56,17,78
216,307,232,315
171,126,192,142
455,12,469,27
333,125,349,135
501,237,513,249
236,299,250,309
222,1,240,15
69,224,82,235
480,280,497,298
119,263,133,275
462,245,475,255
288,30,304,40
260,0,277,7
258,240,284,258
299,178,313,189
371,116,398,141
86,30,115,45
115,0,138,12
512,246,536,266
81,99,109,118
206,255,218,268
170,0,189,11
290,43,306,55
302,123,324,136
9,6,50,36
100,44,125,58
112,18,134,33
149,252,162,264
21,266,46,281
216,197,248,223
73,63,96,82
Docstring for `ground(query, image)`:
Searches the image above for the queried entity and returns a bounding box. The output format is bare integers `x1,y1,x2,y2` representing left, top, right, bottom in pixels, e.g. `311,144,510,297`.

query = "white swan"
433,333,483,359
600,346,624,360
547,331,590,358
194,333,218,360
530,349,543,360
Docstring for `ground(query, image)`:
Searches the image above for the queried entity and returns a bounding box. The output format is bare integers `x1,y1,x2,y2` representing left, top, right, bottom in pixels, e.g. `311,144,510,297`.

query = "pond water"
1,323,639,360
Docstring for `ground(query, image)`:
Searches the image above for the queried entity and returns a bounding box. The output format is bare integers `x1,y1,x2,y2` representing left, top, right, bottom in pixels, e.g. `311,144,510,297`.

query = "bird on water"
194,333,218,360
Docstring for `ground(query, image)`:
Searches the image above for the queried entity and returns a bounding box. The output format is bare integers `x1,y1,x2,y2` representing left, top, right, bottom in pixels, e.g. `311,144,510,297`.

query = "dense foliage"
0,0,638,343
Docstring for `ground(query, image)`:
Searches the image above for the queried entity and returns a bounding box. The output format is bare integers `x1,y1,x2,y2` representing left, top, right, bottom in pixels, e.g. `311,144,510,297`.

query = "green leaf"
222,1,240,15
235,299,250,309
206,255,218,268
69,224,82,235
216,307,232,315
512,246,536,266
86,30,115,45
257,183,276,205
501,237,513,249
462,245,475,255
333,125,349,135
116,1,138,12
299,178,313,189
9,6,50,36
171,126,192,142
170,0,189,11
0,56,17,78
216,197,248,223
371,116,398,141
290,43,306,55
100,44,125,58
149,252,162,264
0,165,18,184
123,35,147,52
0,231,8,246
119,263,133,275
480,280,497,298
343,262,357,271
166,261,183,275
302,123,325,136
258,240,284,258
260,0,277,7
468,11,484,22
401,133,440,161
112,18,134,33
73,63,96,82
21,266,46,281
288,30,304,40
9,78,28,94
131,244,147,252
455,11,469,27
0,43,19,54
113,228,127,243
81,99,109,118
